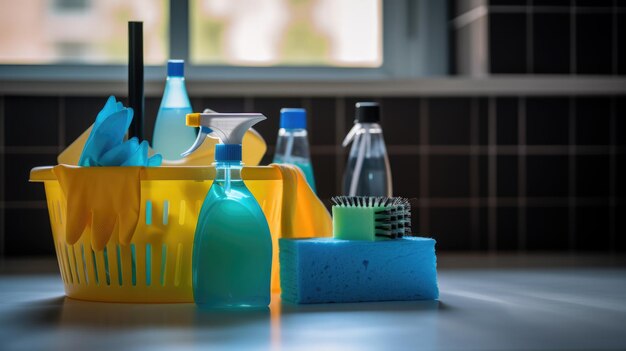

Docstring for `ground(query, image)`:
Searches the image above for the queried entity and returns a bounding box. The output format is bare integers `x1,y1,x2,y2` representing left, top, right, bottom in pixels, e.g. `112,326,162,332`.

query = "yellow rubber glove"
53,165,142,251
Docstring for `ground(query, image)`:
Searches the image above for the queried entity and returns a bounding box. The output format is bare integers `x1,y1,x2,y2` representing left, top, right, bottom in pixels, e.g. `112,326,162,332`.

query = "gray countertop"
1,255,625,351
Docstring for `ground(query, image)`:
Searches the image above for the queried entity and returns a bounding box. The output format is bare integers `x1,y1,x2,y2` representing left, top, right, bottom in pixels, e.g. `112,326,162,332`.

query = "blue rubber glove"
78,96,162,167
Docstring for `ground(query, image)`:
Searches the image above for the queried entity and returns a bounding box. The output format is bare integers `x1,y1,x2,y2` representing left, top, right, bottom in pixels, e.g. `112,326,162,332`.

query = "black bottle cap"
355,102,380,123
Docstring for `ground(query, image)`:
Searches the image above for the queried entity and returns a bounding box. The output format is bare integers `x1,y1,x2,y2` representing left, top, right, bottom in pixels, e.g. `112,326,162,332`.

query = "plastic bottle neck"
215,161,243,177
165,76,187,89
355,122,383,133
214,160,243,193
279,128,309,137
161,76,190,108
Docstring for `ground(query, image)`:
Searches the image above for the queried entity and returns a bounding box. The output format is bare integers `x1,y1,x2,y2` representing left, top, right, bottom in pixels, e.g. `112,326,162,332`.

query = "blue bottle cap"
167,59,184,77
215,144,242,162
280,108,307,129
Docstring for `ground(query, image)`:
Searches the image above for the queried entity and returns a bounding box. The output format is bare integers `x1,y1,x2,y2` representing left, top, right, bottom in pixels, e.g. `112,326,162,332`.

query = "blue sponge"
279,237,438,304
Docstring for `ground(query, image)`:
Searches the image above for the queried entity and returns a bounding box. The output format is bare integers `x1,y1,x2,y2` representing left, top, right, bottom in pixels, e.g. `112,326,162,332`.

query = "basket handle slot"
64,245,74,284
163,201,169,225
103,246,111,286
115,245,123,286
145,201,153,225
70,245,80,284
146,244,152,286
130,244,137,286
80,244,89,286
174,243,183,287
160,244,167,287
90,248,99,285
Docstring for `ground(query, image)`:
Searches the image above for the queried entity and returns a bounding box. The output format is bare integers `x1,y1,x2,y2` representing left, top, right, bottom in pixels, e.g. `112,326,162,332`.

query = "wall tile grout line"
568,97,577,251
381,144,621,155
469,98,480,250
487,97,497,252
489,6,619,14
609,96,617,253
418,98,429,234
0,146,60,154
334,97,345,195
302,97,313,141
314,144,623,156
0,201,48,209
0,95,5,258
518,97,527,251
405,197,616,207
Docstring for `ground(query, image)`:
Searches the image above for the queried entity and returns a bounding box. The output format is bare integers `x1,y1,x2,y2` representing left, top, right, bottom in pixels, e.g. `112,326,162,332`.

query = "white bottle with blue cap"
152,59,196,160
273,108,317,193
183,111,272,309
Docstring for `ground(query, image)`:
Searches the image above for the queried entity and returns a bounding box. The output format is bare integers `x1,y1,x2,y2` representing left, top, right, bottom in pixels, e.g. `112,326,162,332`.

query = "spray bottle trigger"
180,109,218,157
342,123,360,148
181,125,213,157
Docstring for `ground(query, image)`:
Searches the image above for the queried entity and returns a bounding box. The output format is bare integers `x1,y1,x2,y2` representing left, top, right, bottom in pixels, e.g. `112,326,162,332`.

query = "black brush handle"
128,21,144,139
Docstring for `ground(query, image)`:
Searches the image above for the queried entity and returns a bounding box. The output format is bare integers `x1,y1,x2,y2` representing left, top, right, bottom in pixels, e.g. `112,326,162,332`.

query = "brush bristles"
332,196,412,238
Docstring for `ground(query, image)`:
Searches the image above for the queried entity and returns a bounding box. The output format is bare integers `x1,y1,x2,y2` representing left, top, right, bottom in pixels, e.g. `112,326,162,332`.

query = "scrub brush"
331,196,411,241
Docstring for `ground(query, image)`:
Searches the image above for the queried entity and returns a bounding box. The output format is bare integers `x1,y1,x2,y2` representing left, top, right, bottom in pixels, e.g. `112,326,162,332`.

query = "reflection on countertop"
0,255,625,351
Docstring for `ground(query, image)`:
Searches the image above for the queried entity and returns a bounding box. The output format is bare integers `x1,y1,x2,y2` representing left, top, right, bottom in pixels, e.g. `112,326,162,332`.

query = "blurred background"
0,0,624,256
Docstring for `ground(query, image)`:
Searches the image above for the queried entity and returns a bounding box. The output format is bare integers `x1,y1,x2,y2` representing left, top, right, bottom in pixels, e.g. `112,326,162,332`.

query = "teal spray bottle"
183,112,272,309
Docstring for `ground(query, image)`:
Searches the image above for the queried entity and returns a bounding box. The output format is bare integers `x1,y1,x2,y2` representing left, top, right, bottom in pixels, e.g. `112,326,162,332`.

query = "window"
190,0,382,67
0,0,448,81
0,0,168,64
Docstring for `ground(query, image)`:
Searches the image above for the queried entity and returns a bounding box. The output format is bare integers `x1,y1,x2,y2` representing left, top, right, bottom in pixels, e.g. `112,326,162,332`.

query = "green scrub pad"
279,237,438,304
332,196,411,241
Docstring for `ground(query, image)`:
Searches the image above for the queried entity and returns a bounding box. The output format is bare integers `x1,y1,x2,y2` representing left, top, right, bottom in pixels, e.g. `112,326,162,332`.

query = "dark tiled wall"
1,94,624,256
455,1,626,74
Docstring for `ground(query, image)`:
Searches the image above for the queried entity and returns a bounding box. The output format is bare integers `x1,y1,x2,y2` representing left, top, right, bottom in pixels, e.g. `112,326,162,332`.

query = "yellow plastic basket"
30,166,311,303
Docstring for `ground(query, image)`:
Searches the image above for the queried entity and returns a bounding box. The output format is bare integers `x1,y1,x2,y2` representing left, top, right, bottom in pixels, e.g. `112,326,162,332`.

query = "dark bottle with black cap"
342,102,392,196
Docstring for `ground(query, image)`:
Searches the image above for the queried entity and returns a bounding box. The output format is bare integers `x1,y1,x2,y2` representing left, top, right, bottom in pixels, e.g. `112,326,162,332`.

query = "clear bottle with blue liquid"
152,60,196,160
183,112,272,309
273,108,317,193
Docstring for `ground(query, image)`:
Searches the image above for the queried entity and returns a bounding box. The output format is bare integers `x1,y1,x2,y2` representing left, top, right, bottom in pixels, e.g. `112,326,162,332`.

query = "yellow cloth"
273,163,331,239
269,164,332,291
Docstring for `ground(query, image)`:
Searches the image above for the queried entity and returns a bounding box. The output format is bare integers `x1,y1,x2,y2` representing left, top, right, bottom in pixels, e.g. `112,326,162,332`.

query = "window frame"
0,0,448,83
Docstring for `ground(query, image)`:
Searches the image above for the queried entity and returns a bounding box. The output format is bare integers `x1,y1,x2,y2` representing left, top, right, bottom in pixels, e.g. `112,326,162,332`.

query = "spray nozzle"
181,110,266,161
180,109,215,158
